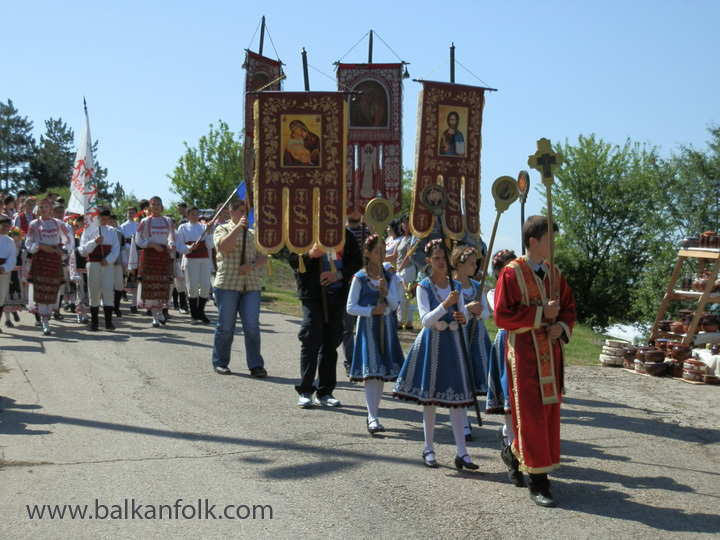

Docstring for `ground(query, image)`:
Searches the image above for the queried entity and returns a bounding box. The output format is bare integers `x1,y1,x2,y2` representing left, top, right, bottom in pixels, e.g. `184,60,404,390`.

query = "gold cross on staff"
528,138,563,187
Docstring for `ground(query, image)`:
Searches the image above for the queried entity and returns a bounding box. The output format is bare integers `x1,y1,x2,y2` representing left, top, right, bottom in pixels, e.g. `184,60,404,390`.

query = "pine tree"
29,118,75,192
0,99,36,191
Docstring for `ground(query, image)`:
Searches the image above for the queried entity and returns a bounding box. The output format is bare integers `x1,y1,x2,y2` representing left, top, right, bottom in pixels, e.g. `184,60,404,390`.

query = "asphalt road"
1,307,718,539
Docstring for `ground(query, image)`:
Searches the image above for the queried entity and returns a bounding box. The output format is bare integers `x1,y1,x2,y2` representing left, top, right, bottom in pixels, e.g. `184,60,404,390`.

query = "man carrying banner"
78,208,120,331
211,198,267,376
134,196,175,328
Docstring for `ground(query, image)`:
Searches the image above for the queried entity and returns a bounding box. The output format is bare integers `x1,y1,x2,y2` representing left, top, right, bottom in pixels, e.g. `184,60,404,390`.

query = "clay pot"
636,346,656,361
622,345,638,362
654,338,670,352
670,321,685,334
634,360,646,374
670,361,684,377
644,349,666,363
713,279,720,293
671,344,692,361
702,315,719,333
703,375,720,384
683,369,703,382
658,320,673,332
710,343,720,355
683,359,706,373
645,361,668,377
682,237,699,249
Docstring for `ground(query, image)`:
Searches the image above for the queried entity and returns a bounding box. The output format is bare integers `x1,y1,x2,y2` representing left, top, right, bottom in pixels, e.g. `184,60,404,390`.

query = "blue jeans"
211,288,264,370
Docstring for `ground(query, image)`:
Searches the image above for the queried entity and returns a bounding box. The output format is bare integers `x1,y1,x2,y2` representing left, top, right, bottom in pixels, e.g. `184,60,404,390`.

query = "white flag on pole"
68,100,99,236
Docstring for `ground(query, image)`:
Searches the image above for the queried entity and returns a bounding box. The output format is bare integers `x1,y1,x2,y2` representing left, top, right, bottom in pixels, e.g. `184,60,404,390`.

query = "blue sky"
2,0,718,255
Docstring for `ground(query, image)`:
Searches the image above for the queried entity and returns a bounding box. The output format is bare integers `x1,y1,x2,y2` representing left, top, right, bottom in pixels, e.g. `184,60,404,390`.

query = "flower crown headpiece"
458,247,477,263
365,234,379,247
424,238,443,255
7,226,24,239
492,249,513,267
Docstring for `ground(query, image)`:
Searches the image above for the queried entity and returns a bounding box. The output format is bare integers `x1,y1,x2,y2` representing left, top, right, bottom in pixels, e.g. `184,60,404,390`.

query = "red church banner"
253,92,348,255
337,63,403,215
243,50,283,203
410,81,485,240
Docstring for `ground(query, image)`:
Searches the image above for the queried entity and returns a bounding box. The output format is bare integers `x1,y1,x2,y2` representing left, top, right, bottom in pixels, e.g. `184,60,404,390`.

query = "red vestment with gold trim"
494,256,576,474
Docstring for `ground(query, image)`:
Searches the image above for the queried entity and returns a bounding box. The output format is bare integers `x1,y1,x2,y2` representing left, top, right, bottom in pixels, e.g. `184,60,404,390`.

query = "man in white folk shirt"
176,206,214,324
0,215,18,334
78,209,120,331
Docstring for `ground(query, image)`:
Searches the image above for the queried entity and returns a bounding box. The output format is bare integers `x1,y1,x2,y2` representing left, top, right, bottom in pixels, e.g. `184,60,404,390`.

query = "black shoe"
130,306,139,314
501,445,526,486
53,312,64,321
422,450,438,468
214,366,231,375
5,320,13,328
367,419,384,434
464,425,474,442
530,490,556,508
250,366,268,378
508,469,526,487
12,312,20,322
454,454,479,470
114,308,122,317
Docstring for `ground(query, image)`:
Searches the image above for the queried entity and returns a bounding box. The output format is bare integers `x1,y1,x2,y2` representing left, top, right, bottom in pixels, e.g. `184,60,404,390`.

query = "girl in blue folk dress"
393,239,478,470
451,245,491,442
484,248,524,487
347,235,405,434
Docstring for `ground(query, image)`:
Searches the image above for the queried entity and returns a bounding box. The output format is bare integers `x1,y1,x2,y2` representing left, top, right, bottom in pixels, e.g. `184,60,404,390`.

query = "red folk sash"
87,245,111,262
185,241,208,259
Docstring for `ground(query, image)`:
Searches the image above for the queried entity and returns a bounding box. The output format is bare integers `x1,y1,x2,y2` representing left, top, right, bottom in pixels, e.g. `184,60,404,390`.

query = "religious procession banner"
253,91,348,255
67,105,99,237
243,50,283,204
410,81,485,240
337,63,403,215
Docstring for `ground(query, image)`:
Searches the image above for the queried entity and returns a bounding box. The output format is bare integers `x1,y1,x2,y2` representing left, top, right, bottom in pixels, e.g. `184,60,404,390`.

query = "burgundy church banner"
410,81,485,240
253,91,348,255
243,50,283,203
337,63,403,215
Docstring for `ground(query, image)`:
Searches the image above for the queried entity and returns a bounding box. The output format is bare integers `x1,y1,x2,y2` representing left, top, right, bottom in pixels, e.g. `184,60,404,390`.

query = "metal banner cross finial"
528,138,563,187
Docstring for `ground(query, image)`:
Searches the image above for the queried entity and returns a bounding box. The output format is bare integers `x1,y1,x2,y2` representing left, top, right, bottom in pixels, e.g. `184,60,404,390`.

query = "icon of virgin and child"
283,117,321,167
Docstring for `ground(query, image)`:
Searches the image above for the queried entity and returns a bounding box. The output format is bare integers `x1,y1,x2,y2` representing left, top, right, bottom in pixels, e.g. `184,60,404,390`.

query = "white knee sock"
423,405,436,454
504,413,515,446
449,407,468,457
364,379,384,424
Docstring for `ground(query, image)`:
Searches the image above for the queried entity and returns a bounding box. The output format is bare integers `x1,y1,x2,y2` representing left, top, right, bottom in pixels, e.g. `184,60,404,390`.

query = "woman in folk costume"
25,199,74,335
484,248,524,487
134,197,176,327
450,245,491,442
393,239,478,470
346,235,404,434
2,226,26,328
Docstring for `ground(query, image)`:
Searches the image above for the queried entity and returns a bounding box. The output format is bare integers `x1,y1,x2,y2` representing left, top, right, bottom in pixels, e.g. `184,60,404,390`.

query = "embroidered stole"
509,257,559,405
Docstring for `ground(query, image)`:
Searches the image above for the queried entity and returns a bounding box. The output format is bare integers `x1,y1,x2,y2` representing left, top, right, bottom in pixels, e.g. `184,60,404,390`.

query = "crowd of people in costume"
1,188,576,507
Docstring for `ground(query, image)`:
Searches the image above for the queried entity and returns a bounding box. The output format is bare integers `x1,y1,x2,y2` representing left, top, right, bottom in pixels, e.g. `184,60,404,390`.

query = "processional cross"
527,138,563,297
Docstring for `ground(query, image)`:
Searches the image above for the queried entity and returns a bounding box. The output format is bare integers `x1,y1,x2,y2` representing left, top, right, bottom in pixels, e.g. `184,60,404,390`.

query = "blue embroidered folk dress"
462,279,491,395
347,269,404,382
484,288,511,413
393,277,474,407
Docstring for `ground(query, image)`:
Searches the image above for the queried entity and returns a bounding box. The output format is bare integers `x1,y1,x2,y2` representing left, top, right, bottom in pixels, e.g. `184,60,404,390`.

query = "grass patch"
260,258,605,366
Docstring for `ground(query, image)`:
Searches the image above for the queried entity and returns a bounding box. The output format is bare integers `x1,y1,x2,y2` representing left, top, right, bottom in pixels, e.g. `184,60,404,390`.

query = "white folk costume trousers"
86,262,115,307
183,257,212,298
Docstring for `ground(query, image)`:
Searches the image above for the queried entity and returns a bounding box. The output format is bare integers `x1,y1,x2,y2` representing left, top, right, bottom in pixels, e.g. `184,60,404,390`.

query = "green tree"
552,134,667,328
0,99,36,191
28,118,75,192
168,121,244,208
